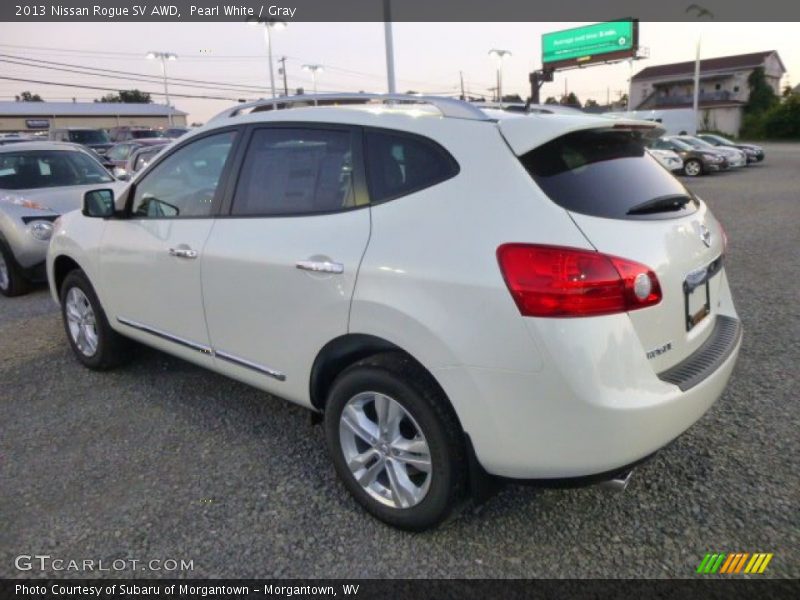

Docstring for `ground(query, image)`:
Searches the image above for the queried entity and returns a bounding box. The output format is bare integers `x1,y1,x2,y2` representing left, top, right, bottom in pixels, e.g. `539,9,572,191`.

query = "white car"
647,147,684,173
47,94,742,530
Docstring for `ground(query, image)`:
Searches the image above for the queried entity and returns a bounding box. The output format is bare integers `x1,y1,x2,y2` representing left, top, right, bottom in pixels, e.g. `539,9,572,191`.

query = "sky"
0,21,796,123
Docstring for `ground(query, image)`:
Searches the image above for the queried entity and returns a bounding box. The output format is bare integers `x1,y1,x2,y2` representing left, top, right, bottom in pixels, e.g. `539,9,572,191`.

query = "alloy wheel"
339,391,432,509
65,287,99,357
0,252,8,291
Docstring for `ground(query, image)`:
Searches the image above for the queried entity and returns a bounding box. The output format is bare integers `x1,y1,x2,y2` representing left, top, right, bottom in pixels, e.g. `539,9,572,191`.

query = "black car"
697,133,765,163
49,128,114,156
651,137,729,177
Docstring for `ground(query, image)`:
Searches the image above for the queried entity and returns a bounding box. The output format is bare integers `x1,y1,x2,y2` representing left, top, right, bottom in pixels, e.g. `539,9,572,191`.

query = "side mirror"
83,189,115,218
112,167,129,181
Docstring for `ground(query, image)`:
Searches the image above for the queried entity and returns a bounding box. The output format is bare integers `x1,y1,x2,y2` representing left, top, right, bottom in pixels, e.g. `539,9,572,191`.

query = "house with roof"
630,51,785,136
0,102,187,133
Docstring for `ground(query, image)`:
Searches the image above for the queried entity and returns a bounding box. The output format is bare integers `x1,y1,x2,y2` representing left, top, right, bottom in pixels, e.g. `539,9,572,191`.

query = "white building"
630,51,786,136
0,102,187,133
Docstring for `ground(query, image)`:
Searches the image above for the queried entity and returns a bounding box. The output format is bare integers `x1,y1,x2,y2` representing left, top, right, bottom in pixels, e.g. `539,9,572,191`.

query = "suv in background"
49,128,114,156
108,126,164,142
697,133,765,163
47,94,742,530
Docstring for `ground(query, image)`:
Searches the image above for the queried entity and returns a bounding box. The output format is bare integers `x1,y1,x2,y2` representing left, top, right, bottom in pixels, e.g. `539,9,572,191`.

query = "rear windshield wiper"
627,194,692,215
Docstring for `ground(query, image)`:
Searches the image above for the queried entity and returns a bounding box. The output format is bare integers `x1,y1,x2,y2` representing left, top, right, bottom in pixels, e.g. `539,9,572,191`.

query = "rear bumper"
435,313,742,480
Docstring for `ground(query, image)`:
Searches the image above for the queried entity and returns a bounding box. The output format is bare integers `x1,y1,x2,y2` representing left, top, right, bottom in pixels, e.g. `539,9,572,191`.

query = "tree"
761,93,800,139
16,91,43,102
745,67,777,115
95,89,152,103
782,85,793,98
560,92,581,107
584,98,599,108
544,96,559,105
618,93,629,108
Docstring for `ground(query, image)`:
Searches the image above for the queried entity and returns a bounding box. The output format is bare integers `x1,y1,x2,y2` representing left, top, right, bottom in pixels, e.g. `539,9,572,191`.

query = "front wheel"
0,239,31,297
324,353,467,531
683,159,703,177
60,269,132,370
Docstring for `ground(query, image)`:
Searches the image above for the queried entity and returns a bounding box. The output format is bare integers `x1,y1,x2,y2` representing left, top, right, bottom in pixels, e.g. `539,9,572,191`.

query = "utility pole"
459,71,465,100
278,56,289,96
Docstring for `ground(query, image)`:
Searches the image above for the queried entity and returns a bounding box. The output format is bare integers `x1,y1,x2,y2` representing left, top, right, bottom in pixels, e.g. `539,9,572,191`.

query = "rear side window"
232,127,360,216
365,130,458,203
520,129,697,219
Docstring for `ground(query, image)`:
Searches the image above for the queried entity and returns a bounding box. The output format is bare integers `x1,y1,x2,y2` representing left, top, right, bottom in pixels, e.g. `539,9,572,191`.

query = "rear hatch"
499,116,726,372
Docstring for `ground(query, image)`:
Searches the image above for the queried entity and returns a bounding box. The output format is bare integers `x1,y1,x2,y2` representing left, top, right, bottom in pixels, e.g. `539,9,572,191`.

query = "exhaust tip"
599,469,634,492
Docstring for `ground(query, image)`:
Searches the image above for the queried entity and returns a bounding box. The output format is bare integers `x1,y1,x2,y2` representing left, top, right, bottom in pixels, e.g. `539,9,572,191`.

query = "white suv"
47,94,742,530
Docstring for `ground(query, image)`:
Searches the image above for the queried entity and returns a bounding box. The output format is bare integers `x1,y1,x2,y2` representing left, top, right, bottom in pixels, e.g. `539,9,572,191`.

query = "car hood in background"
2,181,126,215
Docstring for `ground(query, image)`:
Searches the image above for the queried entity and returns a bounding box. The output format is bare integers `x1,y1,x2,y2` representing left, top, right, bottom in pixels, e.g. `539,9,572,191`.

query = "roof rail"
209,93,491,123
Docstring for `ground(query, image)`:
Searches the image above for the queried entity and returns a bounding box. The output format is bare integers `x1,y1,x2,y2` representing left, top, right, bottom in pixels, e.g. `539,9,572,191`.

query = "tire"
324,352,467,531
683,159,703,177
0,238,31,297
60,269,131,370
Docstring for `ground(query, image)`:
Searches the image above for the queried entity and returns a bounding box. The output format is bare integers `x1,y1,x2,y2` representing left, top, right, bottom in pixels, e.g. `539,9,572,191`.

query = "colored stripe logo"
696,552,773,574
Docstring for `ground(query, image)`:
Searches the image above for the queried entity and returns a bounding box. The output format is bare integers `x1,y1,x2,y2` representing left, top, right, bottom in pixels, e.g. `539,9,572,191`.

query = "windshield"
708,134,733,145
520,129,697,220
0,150,114,190
130,130,164,139
680,137,714,150
665,138,694,151
69,130,110,144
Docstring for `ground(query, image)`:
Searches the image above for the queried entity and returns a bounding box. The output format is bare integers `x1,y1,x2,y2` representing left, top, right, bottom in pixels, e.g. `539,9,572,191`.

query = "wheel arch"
53,254,85,297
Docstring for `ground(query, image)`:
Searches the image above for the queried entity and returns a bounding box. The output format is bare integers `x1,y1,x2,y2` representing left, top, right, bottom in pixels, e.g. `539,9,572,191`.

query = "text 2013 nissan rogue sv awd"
47,95,742,530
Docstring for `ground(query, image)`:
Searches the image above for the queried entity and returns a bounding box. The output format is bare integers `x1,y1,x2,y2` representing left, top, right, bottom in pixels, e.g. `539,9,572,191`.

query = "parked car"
0,142,120,296
49,127,114,156
104,139,172,178
651,137,728,177
116,144,168,181
160,127,191,139
47,95,741,530
108,126,165,142
676,135,747,168
0,133,40,145
696,133,765,163
647,147,683,173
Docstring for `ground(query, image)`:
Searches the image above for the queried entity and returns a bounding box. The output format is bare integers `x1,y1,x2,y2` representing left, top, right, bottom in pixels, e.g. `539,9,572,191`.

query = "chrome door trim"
116,317,286,381
214,350,287,381
295,260,344,274
116,317,213,355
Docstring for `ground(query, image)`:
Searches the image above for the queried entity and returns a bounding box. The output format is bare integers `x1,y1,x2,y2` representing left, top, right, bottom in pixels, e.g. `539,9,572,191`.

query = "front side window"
131,131,235,218
365,130,458,203
232,127,358,216
0,150,113,190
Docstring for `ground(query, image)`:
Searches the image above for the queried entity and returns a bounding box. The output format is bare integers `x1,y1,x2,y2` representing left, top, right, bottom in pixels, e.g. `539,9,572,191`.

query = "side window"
364,130,458,203
231,127,359,216
131,130,236,219
107,145,125,161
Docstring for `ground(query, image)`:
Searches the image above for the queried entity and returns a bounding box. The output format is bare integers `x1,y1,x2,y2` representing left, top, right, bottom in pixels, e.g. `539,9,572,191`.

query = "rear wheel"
0,239,31,297
324,352,467,530
683,159,703,177
60,269,132,370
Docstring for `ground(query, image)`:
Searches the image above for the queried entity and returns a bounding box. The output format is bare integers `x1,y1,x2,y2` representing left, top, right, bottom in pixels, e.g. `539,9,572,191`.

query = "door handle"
169,247,199,259
296,260,344,274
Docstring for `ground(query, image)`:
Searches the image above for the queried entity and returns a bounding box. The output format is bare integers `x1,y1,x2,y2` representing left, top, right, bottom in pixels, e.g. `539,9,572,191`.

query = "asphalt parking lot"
2,143,798,579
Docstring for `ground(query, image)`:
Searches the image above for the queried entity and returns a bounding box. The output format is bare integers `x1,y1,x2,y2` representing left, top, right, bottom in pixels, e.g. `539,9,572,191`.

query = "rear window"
130,130,163,139
520,129,697,220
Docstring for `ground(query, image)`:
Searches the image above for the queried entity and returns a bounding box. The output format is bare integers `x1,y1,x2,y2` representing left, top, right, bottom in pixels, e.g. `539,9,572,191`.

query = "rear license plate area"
683,256,723,332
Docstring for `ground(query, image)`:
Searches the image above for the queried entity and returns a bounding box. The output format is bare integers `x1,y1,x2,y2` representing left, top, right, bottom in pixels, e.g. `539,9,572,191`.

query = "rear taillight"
496,244,662,318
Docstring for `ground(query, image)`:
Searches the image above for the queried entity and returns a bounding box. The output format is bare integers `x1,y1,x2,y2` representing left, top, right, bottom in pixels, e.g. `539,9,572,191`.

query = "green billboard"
542,20,637,70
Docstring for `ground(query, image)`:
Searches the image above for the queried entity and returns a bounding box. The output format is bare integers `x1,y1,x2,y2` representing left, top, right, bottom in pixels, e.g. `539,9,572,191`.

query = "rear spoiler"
498,114,666,156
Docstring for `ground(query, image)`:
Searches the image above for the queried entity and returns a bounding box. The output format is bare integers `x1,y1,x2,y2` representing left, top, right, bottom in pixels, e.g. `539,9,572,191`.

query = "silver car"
0,142,120,296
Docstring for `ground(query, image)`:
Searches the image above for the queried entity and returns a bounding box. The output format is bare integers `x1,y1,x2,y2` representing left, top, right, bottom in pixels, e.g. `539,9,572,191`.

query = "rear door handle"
169,247,199,259
296,260,344,274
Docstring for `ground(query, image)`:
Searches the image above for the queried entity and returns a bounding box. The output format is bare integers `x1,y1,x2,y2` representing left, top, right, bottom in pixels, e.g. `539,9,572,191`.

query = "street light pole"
248,18,287,109
146,51,177,126
488,49,511,103
383,0,396,94
302,65,324,104
692,34,701,134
